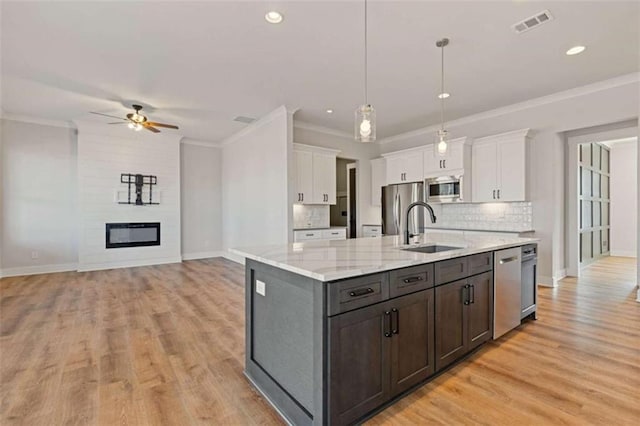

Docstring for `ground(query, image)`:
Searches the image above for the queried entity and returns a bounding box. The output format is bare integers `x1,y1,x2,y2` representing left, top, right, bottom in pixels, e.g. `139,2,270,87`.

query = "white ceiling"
1,1,638,143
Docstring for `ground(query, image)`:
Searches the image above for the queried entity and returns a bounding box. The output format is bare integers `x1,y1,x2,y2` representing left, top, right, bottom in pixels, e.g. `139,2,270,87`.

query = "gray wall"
181,143,223,257
1,119,78,273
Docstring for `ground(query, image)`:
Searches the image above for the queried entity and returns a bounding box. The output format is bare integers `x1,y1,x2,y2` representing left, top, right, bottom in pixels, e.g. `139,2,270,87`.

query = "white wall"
76,121,182,271
293,123,381,236
181,142,223,259
378,75,639,286
610,140,638,257
0,119,78,276
222,106,291,253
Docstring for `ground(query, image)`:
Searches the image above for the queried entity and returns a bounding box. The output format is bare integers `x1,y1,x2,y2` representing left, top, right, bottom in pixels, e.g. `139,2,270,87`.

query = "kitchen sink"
402,245,462,254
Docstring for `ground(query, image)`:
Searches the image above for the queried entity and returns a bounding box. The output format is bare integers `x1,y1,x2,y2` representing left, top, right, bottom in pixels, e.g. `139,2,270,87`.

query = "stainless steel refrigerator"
382,182,424,236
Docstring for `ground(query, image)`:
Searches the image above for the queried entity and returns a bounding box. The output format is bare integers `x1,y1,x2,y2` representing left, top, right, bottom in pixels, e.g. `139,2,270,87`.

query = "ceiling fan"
90,104,179,133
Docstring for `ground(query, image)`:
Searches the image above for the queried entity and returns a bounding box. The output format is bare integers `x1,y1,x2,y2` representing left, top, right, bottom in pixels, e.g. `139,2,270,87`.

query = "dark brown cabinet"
328,290,434,425
435,271,493,371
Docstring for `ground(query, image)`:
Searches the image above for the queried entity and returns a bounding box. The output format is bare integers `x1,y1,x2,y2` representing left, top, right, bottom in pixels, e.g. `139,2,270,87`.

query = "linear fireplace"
106,222,161,249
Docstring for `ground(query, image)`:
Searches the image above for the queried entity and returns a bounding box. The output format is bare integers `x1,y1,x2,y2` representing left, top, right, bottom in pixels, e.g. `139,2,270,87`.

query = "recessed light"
265,11,283,24
438,92,450,99
566,45,586,56
326,109,334,114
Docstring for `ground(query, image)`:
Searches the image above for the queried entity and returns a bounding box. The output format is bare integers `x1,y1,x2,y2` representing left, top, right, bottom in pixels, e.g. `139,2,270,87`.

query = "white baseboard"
221,251,245,265
77,256,182,272
0,263,78,279
538,275,555,288
182,251,225,261
610,250,637,258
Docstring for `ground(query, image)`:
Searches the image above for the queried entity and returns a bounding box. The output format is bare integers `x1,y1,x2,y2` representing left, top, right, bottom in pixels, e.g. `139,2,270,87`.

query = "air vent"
512,10,554,34
233,116,256,124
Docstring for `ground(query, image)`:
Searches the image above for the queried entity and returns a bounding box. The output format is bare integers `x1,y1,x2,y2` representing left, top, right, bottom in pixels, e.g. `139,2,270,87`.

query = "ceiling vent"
512,10,554,34
233,116,256,124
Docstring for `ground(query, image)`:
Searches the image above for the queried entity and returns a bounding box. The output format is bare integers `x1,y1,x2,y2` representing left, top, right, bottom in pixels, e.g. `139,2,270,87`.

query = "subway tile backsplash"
293,205,330,229
424,202,533,232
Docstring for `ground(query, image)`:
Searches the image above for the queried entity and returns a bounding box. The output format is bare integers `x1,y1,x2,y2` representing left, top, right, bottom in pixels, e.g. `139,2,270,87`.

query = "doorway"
330,158,356,234
348,164,357,238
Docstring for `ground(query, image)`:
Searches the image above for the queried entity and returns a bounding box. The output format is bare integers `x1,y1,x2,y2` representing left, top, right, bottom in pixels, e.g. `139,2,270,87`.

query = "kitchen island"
231,232,539,426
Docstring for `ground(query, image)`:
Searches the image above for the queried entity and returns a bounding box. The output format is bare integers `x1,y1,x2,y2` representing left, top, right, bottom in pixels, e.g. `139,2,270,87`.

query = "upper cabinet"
472,129,531,202
382,147,424,185
370,158,386,207
423,137,471,177
293,144,340,205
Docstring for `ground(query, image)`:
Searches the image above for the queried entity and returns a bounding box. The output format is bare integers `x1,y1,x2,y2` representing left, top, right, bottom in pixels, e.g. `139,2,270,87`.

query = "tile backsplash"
293,205,330,229
424,202,533,232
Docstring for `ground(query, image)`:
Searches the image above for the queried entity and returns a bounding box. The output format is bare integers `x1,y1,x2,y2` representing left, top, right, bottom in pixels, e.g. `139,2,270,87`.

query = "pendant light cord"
440,41,444,132
364,0,368,105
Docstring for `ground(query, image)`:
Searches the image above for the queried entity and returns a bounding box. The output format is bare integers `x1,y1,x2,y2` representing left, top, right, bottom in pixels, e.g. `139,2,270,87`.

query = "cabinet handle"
402,276,424,284
391,308,399,335
497,189,500,199
469,284,475,304
384,311,392,337
349,287,374,297
492,190,496,200
443,159,446,168
499,256,518,264
463,284,470,305
439,160,443,168
301,193,304,202
297,193,301,202
305,233,314,237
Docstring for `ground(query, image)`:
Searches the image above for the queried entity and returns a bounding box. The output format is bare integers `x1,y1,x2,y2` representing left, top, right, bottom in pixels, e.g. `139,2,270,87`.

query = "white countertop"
230,232,540,282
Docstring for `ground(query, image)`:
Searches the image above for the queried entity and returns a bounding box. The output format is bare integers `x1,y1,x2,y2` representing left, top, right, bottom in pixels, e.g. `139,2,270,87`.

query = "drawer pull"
500,256,518,264
305,233,314,237
349,287,374,297
402,276,424,284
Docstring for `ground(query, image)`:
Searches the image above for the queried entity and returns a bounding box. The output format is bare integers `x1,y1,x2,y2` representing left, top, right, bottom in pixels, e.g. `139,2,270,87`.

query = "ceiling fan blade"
146,121,179,130
90,111,126,120
108,121,128,125
143,125,161,133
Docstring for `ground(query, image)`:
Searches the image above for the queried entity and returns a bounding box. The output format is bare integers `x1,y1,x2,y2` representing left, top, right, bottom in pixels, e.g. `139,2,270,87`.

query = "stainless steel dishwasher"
493,247,522,339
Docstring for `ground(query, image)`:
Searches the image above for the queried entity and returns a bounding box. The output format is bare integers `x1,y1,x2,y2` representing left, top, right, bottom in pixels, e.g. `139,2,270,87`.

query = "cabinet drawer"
468,252,493,275
435,257,469,285
294,230,323,242
363,225,382,238
389,264,434,298
327,273,389,316
322,229,346,240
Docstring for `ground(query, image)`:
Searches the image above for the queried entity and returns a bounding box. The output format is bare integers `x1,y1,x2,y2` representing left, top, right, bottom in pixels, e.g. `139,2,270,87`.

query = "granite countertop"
230,232,540,282
293,226,347,231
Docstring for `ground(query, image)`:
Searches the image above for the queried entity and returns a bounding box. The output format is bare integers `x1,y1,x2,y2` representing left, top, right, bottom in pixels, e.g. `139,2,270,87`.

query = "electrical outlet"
31,251,39,260
256,280,266,296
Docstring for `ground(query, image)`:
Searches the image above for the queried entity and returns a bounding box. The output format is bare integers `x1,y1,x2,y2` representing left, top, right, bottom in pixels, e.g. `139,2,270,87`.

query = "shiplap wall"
76,122,182,271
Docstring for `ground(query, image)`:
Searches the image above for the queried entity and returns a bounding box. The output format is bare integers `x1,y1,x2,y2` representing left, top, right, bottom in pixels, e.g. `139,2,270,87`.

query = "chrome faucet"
404,201,437,244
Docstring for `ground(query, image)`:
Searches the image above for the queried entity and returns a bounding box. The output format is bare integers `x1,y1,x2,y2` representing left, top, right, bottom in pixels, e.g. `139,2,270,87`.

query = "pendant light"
355,0,375,142
436,38,449,156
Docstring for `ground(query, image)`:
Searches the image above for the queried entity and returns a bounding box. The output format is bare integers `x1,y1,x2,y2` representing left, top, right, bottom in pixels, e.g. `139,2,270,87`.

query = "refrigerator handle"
395,191,400,233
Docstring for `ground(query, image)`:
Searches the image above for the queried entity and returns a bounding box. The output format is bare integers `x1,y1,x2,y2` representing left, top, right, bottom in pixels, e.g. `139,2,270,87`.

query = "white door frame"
566,124,638,277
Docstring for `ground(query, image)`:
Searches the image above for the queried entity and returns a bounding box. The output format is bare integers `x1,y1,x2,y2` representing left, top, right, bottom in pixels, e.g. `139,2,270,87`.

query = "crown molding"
220,105,297,147
378,72,640,145
293,120,353,139
1,112,75,129
181,137,222,148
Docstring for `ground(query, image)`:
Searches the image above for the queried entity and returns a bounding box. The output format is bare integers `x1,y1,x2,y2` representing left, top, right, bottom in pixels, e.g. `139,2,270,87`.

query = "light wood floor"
1,256,638,425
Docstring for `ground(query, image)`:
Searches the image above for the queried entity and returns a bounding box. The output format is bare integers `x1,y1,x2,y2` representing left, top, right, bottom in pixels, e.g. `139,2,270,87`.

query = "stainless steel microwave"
426,175,464,203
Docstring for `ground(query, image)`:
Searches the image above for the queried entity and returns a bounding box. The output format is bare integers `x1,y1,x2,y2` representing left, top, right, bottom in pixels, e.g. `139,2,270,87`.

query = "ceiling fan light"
134,123,143,131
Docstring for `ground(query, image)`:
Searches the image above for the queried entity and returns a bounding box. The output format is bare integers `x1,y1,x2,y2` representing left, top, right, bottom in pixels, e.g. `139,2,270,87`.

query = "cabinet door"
390,290,435,397
328,302,391,425
466,271,493,351
497,138,526,201
312,153,336,204
422,144,440,176
434,279,468,371
386,156,406,185
371,158,386,207
472,142,498,202
442,141,464,171
294,150,314,204
404,152,424,182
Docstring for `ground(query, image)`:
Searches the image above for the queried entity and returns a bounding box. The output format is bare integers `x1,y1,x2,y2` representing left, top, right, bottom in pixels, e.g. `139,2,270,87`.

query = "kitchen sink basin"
402,245,462,254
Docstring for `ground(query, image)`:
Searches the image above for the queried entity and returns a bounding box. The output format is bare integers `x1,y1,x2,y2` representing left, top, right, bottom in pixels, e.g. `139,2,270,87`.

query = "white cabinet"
423,137,471,177
472,129,530,202
293,144,340,205
293,228,347,242
362,225,382,238
370,158,386,206
382,148,424,185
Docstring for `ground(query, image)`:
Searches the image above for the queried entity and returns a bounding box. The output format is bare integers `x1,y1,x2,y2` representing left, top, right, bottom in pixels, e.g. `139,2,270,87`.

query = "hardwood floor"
1,256,638,425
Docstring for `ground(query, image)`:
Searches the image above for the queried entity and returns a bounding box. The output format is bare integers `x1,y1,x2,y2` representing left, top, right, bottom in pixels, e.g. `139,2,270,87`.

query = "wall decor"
120,173,159,205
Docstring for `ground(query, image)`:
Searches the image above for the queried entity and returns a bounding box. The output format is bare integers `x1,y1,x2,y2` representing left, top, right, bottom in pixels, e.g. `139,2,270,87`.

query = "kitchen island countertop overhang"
230,232,540,282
